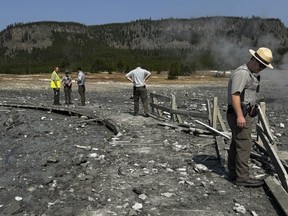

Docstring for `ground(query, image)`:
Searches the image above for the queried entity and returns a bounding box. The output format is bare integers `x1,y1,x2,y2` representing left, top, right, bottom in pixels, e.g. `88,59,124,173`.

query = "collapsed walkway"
0,86,286,215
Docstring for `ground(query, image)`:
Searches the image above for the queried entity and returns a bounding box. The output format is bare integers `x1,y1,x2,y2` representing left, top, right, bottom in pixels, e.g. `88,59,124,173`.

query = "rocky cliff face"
1,17,287,55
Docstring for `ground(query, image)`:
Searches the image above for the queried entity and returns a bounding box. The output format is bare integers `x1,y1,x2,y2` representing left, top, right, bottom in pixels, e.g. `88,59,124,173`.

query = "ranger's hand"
237,115,246,128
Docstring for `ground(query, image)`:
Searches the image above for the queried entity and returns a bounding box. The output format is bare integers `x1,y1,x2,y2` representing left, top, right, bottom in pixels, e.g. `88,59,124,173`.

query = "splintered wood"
152,93,288,215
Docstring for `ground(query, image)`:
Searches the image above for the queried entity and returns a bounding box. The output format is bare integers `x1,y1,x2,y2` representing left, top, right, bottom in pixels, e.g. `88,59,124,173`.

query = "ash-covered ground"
0,70,287,216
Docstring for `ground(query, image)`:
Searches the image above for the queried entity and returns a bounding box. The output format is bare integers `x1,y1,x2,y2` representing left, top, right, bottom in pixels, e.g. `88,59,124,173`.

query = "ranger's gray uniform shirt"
227,64,259,105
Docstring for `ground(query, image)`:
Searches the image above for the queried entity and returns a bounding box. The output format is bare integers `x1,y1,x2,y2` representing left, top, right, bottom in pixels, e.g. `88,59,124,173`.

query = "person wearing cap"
50,66,61,105
125,66,151,117
62,70,73,105
226,47,273,187
75,67,86,106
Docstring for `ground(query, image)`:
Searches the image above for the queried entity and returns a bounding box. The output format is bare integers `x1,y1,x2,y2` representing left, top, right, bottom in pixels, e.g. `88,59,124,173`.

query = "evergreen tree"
168,62,179,80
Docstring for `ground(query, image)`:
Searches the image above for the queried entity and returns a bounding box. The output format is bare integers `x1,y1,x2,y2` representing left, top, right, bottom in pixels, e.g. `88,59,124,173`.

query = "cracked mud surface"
0,71,287,215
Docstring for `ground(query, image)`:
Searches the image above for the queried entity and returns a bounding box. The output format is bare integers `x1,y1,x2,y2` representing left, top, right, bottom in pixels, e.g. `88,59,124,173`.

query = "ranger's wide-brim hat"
249,47,273,69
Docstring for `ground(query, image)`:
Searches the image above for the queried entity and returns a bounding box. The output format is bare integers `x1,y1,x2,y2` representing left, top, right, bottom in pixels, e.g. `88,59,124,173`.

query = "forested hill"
0,16,288,74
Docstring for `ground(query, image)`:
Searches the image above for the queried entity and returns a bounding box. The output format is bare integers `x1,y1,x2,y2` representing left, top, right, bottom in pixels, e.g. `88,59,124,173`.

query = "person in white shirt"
76,67,86,106
125,66,151,117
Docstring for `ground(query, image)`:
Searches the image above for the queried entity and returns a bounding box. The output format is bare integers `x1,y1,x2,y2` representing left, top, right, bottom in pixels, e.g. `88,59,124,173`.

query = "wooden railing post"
171,94,182,123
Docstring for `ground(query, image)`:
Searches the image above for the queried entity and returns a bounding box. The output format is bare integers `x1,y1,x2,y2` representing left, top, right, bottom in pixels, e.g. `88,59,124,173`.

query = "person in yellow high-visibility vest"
50,67,61,105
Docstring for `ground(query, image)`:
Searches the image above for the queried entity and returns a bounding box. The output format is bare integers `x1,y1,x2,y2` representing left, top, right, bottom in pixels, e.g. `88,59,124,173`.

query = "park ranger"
226,47,273,187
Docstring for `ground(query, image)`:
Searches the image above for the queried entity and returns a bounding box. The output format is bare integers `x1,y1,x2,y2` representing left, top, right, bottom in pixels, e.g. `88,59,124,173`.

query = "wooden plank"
250,151,274,170
151,96,163,117
257,124,288,192
148,113,167,121
171,94,182,123
170,109,208,119
206,99,212,126
254,141,269,156
265,176,288,216
215,136,227,168
257,106,275,145
195,120,231,140
255,141,288,173
150,92,171,102
216,105,228,132
150,94,156,114
189,127,213,135
150,91,162,117
257,102,266,147
158,122,181,129
171,94,176,122
150,103,208,119
212,97,218,129
282,161,288,173
158,122,212,134
150,103,171,113
149,92,208,121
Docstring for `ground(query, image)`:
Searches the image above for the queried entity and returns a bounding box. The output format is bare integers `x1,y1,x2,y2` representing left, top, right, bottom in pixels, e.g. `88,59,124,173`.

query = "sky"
0,0,288,31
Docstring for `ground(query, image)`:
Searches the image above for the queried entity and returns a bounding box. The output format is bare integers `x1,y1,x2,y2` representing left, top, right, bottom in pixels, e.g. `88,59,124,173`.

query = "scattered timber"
2,94,288,215
257,124,288,192
195,120,231,140
215,136,227,168
150,92,288,214
265,176,288,216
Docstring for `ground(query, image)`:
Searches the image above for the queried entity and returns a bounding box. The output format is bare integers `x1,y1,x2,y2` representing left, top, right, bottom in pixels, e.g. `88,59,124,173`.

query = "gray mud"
0,73,287,215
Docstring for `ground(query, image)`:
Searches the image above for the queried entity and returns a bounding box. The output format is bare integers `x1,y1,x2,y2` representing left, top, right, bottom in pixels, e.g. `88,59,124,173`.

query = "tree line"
1,17,287,77
0,32,215,77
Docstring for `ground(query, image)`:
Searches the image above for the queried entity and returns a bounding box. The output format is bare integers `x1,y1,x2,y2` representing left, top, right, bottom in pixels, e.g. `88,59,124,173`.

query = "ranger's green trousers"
227,113,252,181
